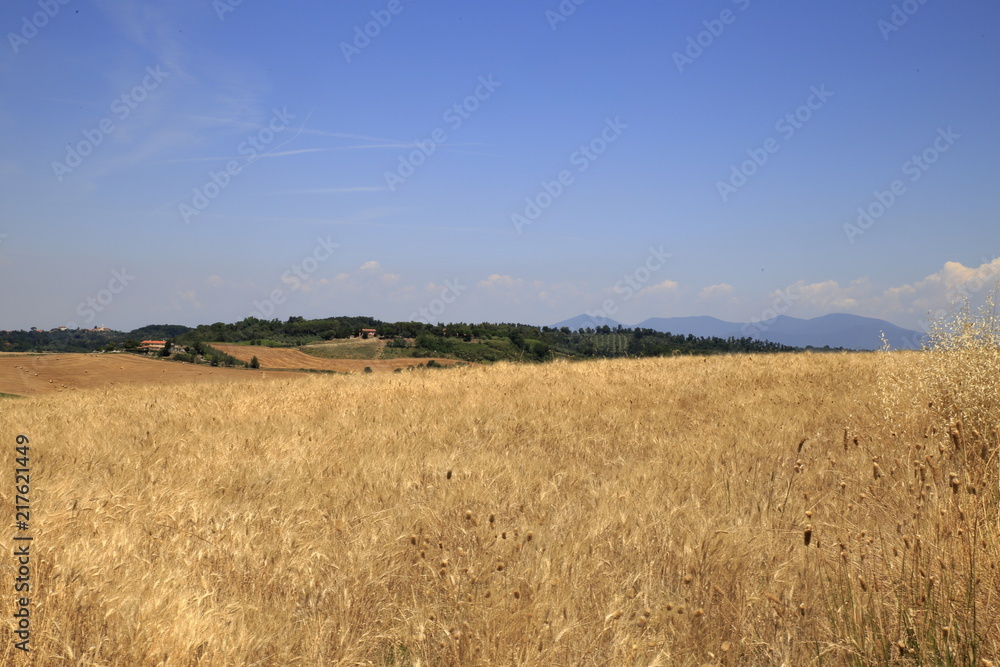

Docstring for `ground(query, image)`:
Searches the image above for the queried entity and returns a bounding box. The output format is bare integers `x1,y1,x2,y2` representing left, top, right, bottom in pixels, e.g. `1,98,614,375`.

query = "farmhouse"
138,340,167,352
359,328,378,339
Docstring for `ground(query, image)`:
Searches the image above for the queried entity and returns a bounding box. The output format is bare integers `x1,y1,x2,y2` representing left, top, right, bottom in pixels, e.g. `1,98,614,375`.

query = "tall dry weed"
921,289,1000,457
825,294,1000,664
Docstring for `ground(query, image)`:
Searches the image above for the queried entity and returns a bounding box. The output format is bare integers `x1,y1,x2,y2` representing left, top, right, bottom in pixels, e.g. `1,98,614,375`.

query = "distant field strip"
210,343,459,372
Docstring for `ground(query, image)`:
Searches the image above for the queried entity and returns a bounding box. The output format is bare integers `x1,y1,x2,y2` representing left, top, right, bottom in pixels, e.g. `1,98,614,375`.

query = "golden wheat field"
0,351,997,665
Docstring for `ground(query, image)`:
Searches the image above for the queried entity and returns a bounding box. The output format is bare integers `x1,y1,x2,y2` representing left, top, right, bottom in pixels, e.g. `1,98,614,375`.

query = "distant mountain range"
550,313,925,351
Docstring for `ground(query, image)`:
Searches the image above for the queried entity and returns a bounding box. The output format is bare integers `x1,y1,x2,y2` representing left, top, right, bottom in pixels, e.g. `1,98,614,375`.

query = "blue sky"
1,0,998,332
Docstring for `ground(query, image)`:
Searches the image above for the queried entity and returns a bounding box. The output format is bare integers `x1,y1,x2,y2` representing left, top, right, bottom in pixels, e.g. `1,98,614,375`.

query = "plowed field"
209,343,460,372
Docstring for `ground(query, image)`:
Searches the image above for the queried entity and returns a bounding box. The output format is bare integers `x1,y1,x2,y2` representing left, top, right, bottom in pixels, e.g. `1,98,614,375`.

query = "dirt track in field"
0,353,297,397
209,344,460,373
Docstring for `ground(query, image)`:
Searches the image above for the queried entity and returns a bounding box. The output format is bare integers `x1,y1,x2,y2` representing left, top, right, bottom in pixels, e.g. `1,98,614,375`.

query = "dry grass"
0,349,997,665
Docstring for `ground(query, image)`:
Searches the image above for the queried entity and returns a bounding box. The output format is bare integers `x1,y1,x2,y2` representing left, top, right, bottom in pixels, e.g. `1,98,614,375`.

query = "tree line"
0,317,802,361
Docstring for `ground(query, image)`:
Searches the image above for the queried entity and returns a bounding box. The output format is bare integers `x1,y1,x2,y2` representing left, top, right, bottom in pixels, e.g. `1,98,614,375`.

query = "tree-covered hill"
0,325,191,353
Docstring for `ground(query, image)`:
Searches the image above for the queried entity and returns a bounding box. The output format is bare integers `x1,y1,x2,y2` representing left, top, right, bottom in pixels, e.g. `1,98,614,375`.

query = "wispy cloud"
298,129,407,143
268,186,390,195
62,2,278,186
156,147,333,165
160,210,508,236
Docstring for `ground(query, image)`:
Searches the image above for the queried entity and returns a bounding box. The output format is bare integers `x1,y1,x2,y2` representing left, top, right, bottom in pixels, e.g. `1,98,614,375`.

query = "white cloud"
699,283,734,300
538,282,585,307
151,288,203,313
178,289,201,307
638,279,680,296
478,274,524,290
285,261,410,303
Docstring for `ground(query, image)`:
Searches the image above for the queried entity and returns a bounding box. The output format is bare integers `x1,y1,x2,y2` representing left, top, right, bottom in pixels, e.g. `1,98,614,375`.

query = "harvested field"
299,337,386,360
210,343,459,372
0,353,297,397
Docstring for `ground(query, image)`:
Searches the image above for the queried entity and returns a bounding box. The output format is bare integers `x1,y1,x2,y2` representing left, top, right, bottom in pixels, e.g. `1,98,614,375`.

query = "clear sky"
1,0,998,332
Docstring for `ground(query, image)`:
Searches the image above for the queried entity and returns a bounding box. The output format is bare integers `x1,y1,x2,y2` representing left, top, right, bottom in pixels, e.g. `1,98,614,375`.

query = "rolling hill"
552,313,925,350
